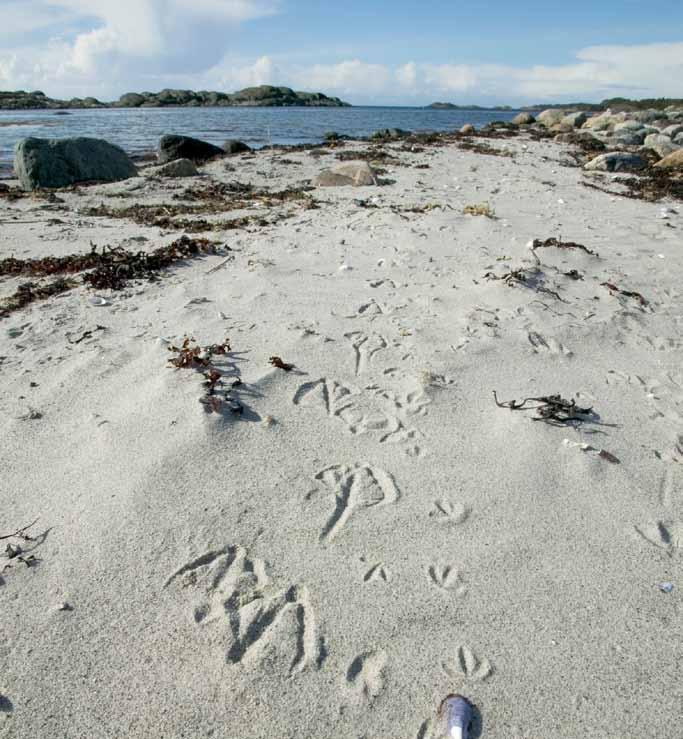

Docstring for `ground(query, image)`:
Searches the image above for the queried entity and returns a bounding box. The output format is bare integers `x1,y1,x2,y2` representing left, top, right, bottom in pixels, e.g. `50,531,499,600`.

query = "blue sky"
1,1,683,104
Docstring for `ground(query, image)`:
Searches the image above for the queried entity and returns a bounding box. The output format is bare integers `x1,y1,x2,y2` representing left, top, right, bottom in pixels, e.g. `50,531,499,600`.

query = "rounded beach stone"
584,152,647,172
561,111,587,128
313,161,378,187
512,112,535,125
146,158,199,177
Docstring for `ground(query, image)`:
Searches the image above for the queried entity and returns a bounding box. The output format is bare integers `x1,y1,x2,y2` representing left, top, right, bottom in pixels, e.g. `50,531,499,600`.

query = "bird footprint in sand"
443,645,493,682
427,564,467,595
429,500,470,525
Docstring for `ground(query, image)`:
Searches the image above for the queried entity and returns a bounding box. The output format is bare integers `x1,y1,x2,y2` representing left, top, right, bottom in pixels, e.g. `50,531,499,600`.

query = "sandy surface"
1,134,681,738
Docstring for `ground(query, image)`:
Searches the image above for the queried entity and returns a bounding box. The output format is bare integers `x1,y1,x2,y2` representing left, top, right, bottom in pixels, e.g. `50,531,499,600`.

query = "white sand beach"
1,132,681,738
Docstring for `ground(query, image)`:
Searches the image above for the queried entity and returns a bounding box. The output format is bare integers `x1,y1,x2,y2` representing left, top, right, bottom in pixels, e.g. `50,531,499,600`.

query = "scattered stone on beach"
459,124,475,135
158,135,224,164
13,136,137,190
562,111,587,128
146,158,199,178
582,111,626,131
223,139,251,155
313,161,378,187
536,109,565,127
653,149,683,171
584,152,647,172
512,112,535,125
643,133,678,158
661,124,683,138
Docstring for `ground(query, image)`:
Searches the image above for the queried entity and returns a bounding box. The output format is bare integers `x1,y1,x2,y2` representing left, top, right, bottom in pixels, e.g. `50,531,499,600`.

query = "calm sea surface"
0,105,520,175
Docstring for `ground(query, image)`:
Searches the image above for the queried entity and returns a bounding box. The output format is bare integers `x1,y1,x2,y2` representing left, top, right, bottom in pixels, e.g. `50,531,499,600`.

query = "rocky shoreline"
0,85,350,110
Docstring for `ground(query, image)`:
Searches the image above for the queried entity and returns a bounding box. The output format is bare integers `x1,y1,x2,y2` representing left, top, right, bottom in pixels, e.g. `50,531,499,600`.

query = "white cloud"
0,0,279,96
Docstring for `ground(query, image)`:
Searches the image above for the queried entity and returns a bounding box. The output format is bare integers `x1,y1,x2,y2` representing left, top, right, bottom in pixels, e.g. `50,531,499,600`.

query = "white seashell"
89,296,109,306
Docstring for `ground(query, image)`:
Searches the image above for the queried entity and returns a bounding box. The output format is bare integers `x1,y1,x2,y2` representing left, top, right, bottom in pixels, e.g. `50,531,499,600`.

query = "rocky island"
0,85,350,110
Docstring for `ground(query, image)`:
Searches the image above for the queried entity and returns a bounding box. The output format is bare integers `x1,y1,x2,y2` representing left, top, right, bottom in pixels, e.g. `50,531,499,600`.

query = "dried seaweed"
531,237,597,257
1,518,40,571
457,140,514,157
167,336,243,415
67,325,106,344
0,518,38,542
0,186,63,203
1,237,220,317
167,336,231,369
82,202,278,231
0,278,76,319
269,356,294,371
484,267,566,302
493,391,594,426
582,169,683,203
335,148,402,165
601,281,648,307
464,203,495,217
83,236,218,289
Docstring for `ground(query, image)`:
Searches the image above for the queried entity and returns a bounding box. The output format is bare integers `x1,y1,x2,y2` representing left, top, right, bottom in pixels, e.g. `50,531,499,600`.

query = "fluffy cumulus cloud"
0,4,682,105
0,0,278,97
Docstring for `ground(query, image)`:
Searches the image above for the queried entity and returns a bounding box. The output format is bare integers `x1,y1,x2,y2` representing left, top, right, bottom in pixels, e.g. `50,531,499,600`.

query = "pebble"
658,583,674,594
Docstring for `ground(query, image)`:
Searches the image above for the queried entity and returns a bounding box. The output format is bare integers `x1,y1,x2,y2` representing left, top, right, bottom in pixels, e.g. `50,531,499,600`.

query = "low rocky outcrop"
13,136,137,190
0,86,349,110
313,162,378,187
223,140,251,155
146,158,199,177
583,152,647,172
158,135,224,164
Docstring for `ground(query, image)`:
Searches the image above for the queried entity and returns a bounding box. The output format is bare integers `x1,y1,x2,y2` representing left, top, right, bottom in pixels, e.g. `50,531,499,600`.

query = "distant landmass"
0,85,350,110
428,98,683,113
520,97,683,112
427,102,512,111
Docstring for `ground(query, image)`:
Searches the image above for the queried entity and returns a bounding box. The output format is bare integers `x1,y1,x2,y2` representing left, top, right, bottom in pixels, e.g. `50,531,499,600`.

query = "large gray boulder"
662,124,683,139
223,139,251,155
584,152,647,172
561,111,587,128
313,161,378,187
612,132,646,146
536,109,565,127
13,137,137,190
158,135,224,164
512,112,535,125
613,120,644,133
643,133,678,158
